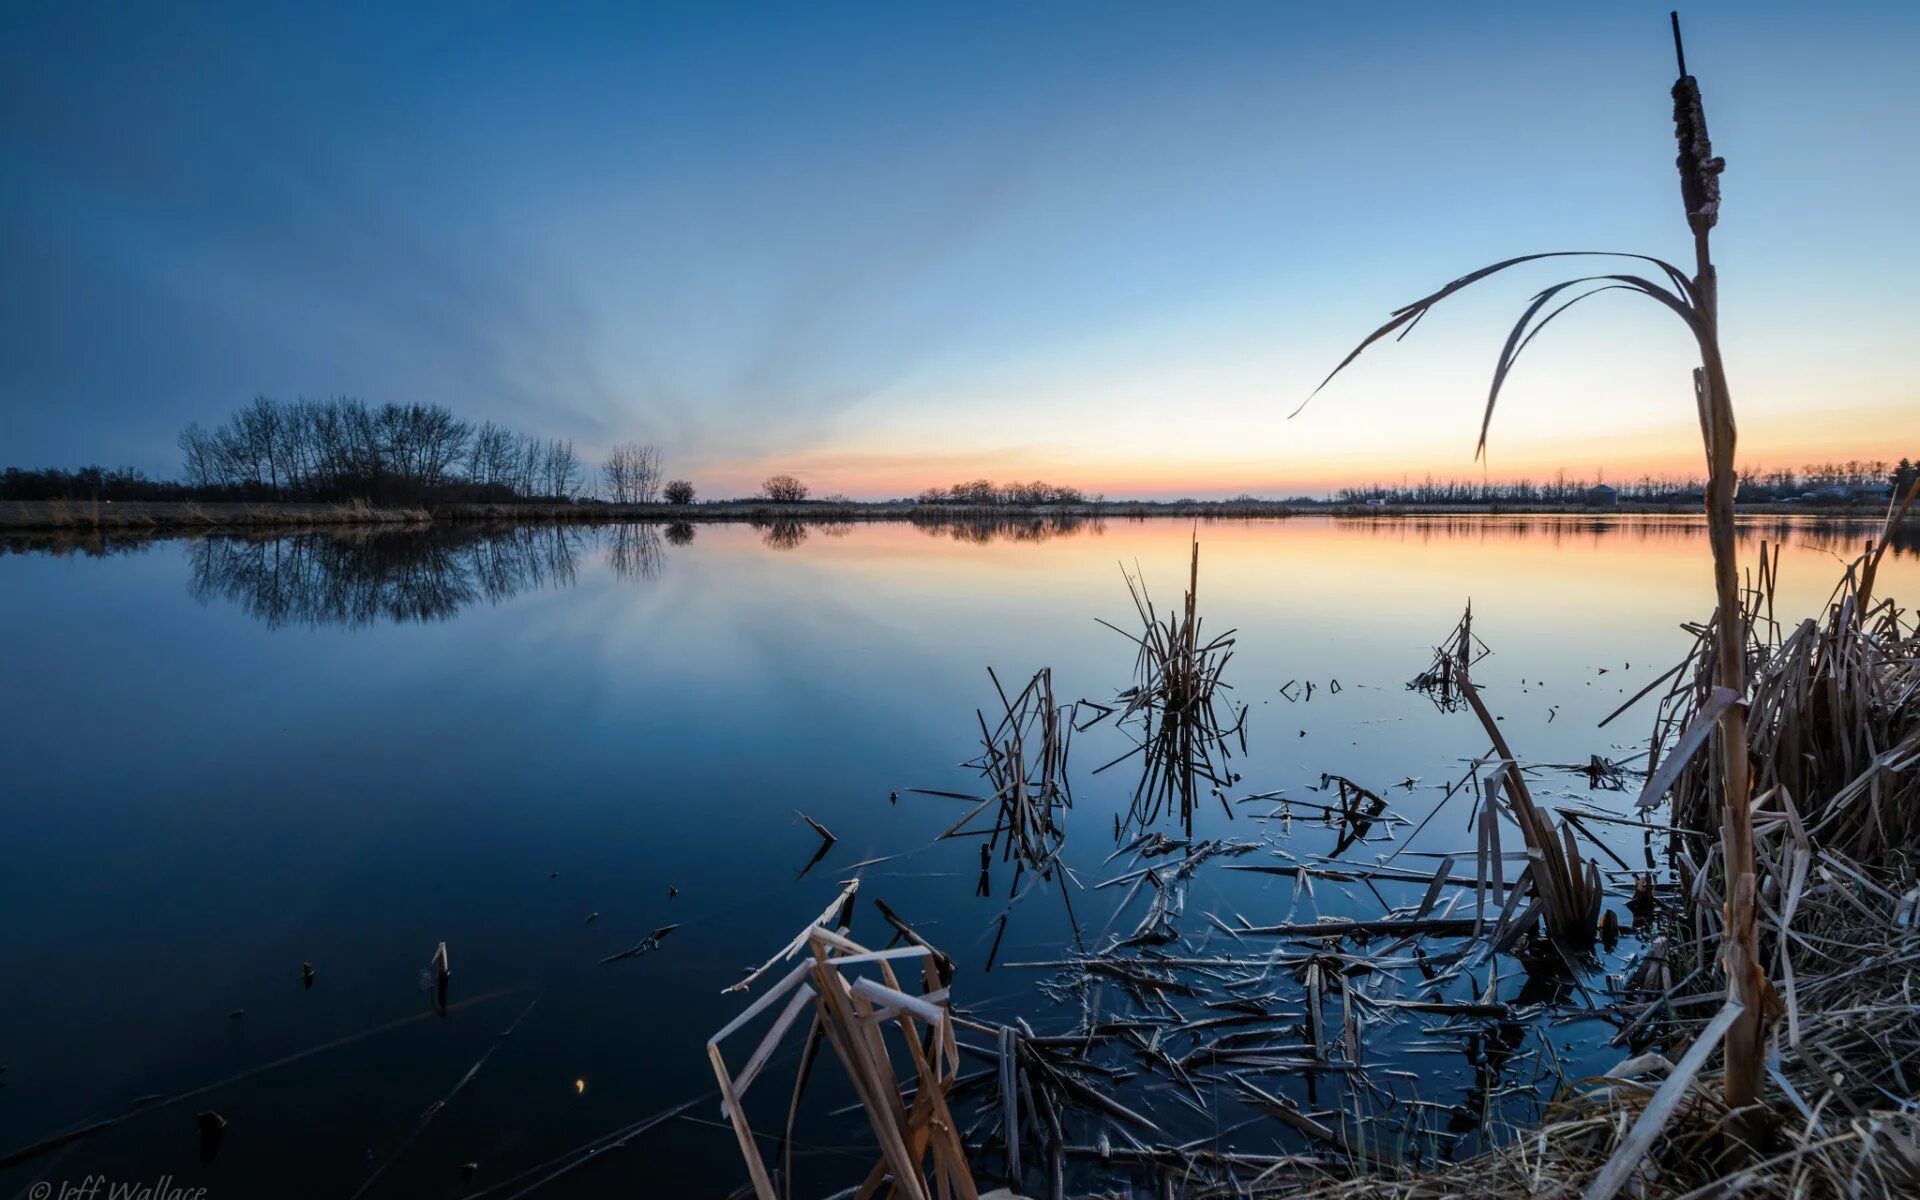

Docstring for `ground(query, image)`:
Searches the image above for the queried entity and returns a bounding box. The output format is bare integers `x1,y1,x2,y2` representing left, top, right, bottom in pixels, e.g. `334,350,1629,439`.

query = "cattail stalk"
1671,8,1764,1125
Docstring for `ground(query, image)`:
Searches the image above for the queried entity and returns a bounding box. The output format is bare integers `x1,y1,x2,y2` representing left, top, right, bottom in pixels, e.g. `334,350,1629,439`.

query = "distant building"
1364,497,1388,507
1585,484,1618,506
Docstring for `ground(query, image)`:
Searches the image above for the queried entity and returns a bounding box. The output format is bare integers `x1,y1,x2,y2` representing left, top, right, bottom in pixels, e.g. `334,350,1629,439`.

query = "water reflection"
750,516,810,550
1326,513,1920,556
12,513,1915,636
187,526,593,628
606,523,663,581
0,531,157,559
914,511,1105,544
17,516,1141,629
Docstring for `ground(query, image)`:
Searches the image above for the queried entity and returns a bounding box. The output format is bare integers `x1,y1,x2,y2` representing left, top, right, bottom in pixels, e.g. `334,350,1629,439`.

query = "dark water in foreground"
2,515,1913,1198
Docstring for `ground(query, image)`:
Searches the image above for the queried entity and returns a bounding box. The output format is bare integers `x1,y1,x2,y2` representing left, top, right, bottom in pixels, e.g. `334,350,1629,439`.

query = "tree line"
176,396,583,502
914,479,1088,506
1335,460,1912,506
0,397,710,505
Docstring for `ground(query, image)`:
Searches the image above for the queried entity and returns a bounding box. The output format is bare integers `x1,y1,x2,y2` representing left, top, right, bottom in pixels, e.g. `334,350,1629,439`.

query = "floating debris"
794,810,836,845
598,925,678,965
425,941,451,1016
195,1110,226,1164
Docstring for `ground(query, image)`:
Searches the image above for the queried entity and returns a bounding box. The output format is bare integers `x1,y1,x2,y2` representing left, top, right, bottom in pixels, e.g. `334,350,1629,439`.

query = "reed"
1636,506,1920,954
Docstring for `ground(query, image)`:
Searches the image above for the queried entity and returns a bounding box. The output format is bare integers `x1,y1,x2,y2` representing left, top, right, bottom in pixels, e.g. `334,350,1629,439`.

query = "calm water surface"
3,515,1913,1197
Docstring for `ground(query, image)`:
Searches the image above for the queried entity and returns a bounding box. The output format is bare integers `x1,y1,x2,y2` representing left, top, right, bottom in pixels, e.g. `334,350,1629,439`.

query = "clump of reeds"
1087,539,1247,834
1231,825,1920,1200
917,667,1076,888
1640,495,1920,865
1449,655,1602,947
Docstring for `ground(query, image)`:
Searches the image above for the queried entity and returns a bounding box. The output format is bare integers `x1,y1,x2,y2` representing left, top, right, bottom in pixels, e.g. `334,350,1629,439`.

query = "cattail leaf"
1476,273,1701,458
1298,250,1696,419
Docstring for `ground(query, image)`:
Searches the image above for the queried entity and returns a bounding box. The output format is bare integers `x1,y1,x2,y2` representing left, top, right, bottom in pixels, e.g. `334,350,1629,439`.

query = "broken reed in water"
1406,600,1489,713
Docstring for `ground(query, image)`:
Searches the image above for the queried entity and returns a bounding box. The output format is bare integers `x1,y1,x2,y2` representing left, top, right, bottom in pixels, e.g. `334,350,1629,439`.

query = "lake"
2,514,1913,1197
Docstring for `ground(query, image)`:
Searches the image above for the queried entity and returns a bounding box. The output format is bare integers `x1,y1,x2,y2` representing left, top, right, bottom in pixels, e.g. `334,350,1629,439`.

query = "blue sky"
3,1,1915,496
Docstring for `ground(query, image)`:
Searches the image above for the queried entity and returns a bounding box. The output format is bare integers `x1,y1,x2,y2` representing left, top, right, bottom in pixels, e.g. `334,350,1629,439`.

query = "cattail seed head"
1672,76,1726,232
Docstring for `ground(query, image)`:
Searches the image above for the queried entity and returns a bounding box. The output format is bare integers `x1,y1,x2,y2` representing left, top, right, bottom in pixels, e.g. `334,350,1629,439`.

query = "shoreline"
0,496,1907,533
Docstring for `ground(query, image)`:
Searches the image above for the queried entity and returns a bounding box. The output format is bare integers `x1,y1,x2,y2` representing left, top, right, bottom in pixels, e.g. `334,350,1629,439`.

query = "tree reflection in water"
606,523,663,581
912,512,1105,544
188,525,600,629
751,516,809,550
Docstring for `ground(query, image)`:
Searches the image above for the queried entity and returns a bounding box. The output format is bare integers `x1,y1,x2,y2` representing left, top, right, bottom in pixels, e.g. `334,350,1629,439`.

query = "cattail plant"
1307,15,1763,1115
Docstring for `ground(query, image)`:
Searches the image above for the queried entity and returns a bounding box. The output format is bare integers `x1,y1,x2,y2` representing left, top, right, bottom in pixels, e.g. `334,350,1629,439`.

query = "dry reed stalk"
708,918,977,1200
1225,818,1920,1200
1449,662,1602,945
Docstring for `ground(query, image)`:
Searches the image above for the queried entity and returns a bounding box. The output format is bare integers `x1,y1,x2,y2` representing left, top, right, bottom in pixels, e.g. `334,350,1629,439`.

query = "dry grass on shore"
1,497,430,530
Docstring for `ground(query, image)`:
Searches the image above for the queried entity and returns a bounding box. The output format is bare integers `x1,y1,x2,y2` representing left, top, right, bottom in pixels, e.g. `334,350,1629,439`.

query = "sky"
2,1,1916,499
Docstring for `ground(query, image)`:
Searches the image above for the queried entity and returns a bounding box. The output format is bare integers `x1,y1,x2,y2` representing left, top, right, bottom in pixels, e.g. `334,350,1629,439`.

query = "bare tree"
467,422,514,487
663,479,695,505
602,443,663,503
543,439,582,498
760,473,808,503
